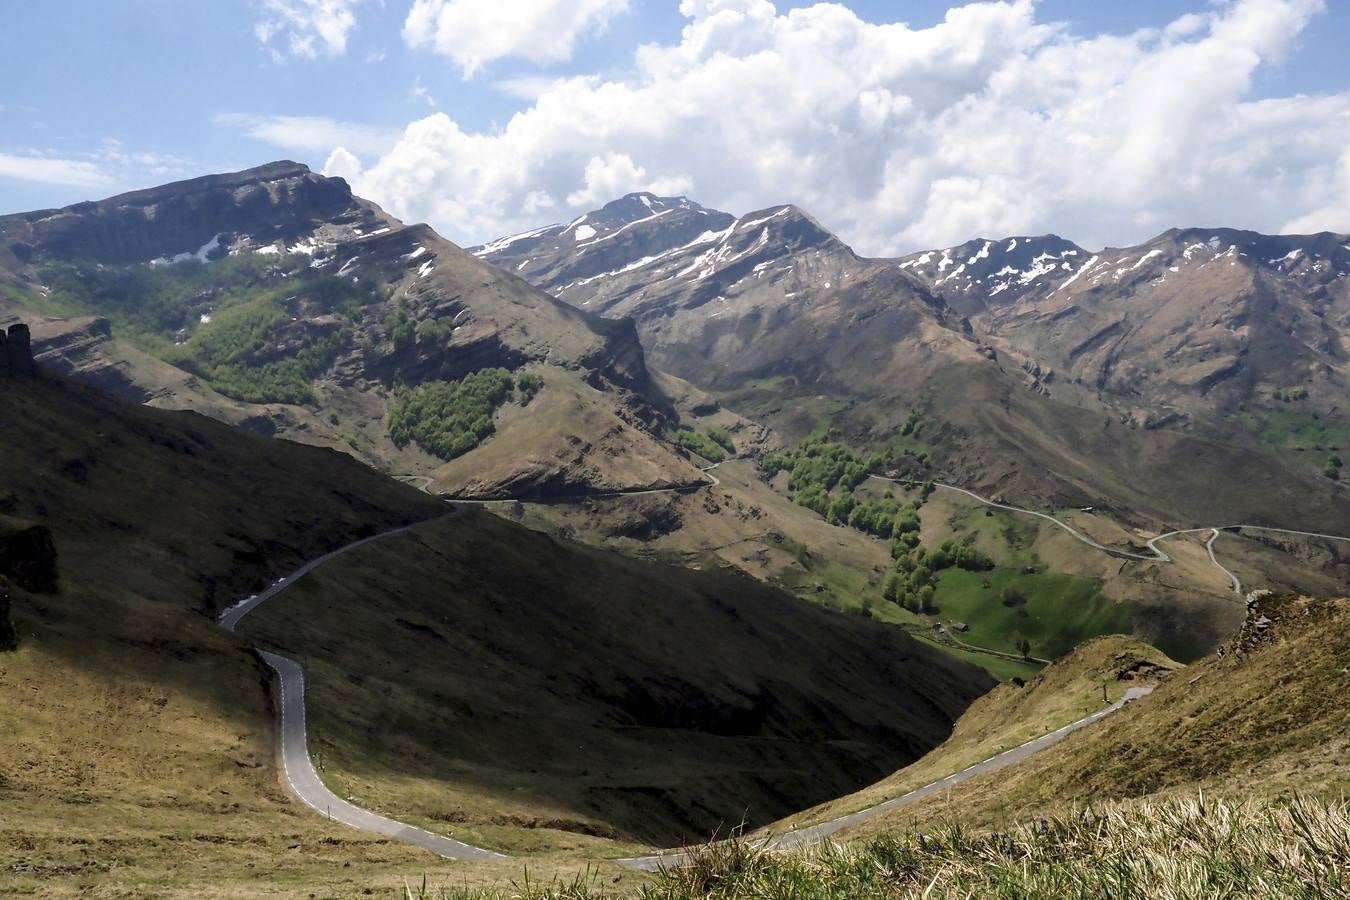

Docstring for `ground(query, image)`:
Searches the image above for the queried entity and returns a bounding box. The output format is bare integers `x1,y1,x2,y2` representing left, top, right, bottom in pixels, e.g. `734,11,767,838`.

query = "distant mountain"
900,228,1350,426
480,197,1350,529
0,164,709,498
474,193,965,397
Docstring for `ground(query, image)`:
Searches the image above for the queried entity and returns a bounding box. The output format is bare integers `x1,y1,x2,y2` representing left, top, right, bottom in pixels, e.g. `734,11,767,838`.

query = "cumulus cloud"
255,0,365,61
333,0,1349,253
402,0,630,76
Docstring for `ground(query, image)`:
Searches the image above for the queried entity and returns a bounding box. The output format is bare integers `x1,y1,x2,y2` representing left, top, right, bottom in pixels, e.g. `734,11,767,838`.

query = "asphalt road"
220,511,503,861
258,650,503,861
618,686,1155,871
869,475,1350,594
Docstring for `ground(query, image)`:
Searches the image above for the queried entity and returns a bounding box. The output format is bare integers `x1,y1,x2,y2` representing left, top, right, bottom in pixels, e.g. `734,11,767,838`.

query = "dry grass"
645,794,1350,899
770,635,1178,834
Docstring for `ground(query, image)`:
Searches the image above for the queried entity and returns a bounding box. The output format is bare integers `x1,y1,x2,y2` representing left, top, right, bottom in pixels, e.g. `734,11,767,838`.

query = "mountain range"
477,190,1350,530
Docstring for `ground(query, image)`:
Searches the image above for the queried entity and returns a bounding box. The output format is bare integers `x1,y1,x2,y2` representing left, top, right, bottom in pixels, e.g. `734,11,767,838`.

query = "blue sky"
5,1,1350,252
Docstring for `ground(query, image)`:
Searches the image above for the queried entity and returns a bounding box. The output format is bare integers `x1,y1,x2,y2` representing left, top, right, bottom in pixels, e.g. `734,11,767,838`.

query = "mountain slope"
479,198,1350,531
0,358,993,891
0,164,705,498
475,193,964,395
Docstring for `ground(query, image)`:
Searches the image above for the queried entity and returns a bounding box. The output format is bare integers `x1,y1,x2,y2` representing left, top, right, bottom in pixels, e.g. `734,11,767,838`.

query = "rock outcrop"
0,323,38,378
0,575,15,651
0,523,58,593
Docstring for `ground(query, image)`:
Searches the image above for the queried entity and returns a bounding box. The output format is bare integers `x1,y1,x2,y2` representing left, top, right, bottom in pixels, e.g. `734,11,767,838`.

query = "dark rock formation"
1,323,39,378
0,576,15,651
0,524,58,593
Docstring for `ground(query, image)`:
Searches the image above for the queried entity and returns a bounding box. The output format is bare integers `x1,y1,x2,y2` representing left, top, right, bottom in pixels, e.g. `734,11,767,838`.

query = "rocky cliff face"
0,161,387,268
0,323,38,378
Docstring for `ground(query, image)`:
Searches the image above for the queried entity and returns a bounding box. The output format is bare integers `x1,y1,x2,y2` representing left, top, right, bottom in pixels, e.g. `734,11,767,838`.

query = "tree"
917,584,936,613
1018,638,1032,658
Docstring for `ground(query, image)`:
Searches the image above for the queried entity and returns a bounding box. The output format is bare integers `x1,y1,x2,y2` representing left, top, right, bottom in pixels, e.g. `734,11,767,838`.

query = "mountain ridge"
0,163,713,499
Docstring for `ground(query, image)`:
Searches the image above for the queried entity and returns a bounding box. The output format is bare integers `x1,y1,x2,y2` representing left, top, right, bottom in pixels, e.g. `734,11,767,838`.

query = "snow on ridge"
967,240,992,265
1006,239,1018,252
937,250,954,272
560,214,589,235
568,223,732,288
574,225,597,241
1131,249,1163,270
739,207,790,231
575,208,676,250
475,223,561,256
1055,255,1099,293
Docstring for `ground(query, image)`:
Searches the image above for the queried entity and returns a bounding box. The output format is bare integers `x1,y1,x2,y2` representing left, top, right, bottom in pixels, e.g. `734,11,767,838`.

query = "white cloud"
255,0,365,60
402,0,630,77
338,0,1349,253
214,113,399,157
0,153,110,187
410,78,438,108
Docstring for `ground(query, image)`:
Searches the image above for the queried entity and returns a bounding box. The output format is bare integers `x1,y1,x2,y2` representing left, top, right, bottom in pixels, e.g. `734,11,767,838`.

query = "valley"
2,165,1347,899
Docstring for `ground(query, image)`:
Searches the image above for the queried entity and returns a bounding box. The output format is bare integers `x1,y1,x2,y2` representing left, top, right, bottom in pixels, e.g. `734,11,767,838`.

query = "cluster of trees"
1272,386,1310,402
677,427,728,463
884,534,993,613
388,368,520,460
761,435,871,517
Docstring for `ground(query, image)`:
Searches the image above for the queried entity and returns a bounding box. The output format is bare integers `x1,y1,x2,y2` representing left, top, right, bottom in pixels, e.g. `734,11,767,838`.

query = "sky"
4,0,1350,255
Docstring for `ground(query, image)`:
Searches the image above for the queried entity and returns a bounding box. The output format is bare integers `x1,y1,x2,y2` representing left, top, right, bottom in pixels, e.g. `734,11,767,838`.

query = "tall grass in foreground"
408,794,1350,898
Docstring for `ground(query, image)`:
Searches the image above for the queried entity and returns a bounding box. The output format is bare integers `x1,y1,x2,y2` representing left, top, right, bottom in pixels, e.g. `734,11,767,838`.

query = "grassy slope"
843,593,1350,840
236,513,994,854
0,376,574,896
774,635,1179,832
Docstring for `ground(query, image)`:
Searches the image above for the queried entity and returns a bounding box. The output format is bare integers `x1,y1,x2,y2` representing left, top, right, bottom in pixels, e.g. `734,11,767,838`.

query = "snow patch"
576,209,675,249
1055,255,1099,293
199,313,212,324
574,224,597,241
967,241,992,265
739,207,790,230
476,223,560,256
149,233,223,267
417,261,435,279
1132,249,1163,270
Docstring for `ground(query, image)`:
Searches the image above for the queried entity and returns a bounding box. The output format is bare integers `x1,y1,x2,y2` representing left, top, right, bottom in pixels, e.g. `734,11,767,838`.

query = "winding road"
867,475,1350,596
219,462,1348,865
617,686,1154,871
